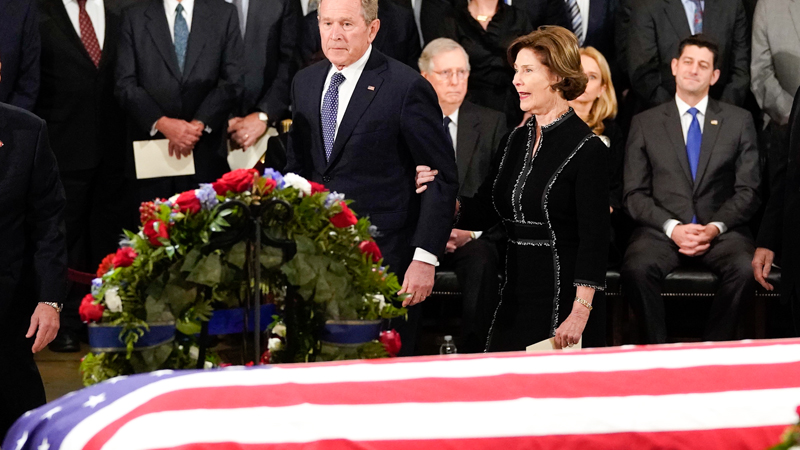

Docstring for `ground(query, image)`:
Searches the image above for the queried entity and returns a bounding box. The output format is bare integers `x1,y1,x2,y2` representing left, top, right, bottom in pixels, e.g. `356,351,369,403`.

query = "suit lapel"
182,0,210,81
693,99,721,194
455,103,479,188
48,0,98,69
145,0,182,81
790,0,800,47
664,0,692,39
664,102,694,185
325,51,387,170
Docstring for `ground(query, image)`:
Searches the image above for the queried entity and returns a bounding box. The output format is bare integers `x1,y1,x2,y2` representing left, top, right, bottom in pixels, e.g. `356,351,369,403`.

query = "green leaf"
144,295,175,323
260,246,284,269
129,343,173,372
181,248,202,272
161,281,197,317
295,235,316,254
227,242,247,269
176,319,202,335
186,253,222,286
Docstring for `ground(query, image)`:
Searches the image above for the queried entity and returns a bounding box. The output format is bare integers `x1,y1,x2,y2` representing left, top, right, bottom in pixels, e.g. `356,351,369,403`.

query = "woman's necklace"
468,1,496,24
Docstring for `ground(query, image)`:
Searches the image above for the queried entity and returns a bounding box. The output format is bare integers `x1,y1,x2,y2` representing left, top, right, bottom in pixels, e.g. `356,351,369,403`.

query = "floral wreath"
79,168,405,385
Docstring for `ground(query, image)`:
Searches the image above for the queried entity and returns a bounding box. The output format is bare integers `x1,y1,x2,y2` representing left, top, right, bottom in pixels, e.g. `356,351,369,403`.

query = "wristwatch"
258,112,269,123
40,302,63,313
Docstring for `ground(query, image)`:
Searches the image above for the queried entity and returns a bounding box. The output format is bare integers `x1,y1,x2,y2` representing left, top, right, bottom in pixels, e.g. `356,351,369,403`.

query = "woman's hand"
553,307,589,349
415,165,438,193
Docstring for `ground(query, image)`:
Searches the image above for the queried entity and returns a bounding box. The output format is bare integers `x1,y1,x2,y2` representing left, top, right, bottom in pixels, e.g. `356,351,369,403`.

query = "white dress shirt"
321,45,439,266
164,0,194,42
224,0,249,35
62,0,106,49
681,0,705,35
664,94,726,238
576,0,590,44
444,108,459,154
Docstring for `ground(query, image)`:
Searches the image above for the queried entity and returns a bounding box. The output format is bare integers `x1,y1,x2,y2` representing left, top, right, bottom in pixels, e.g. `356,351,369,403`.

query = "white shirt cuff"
150,121,159,137
710,222,727,234
472,231,483,239
663,219,681,239
413,248,439,267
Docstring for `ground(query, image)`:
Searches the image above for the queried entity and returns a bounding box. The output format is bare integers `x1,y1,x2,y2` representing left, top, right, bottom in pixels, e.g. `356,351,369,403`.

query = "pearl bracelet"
575,297,593,311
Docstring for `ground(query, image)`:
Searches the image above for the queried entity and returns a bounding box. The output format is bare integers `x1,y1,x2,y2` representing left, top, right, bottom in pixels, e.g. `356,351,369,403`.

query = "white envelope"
226,127,278,171
526,337,582,352
133,139,196,179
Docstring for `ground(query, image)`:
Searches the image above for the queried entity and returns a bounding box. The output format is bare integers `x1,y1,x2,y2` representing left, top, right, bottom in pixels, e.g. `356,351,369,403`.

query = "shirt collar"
165,0,194,16
444,107,460,126
675,94,708,117
331,45,372,81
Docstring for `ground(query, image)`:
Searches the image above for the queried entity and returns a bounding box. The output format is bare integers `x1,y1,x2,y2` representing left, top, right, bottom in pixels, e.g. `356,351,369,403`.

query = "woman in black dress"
455,27,610,351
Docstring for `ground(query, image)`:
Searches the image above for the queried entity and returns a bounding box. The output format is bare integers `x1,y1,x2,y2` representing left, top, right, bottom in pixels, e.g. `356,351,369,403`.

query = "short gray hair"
418,38,471,74
318,0,378,24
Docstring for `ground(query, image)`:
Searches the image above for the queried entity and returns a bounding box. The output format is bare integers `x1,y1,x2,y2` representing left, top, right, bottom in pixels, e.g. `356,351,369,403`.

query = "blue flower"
91,278,103,296
324,191,345,209
263,168,286,188
197,184,219,210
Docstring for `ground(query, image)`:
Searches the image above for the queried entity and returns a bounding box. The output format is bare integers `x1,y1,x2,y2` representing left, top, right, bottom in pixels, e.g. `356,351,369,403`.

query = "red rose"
263,177,277,194
796,405,800,417
330,202,357,228
309,181,328,194
175,190,202,214
359,240,382,262
212,169,258,195
97,253,115,277
112,248,137,268
79,294,104,323
379,329,402,357
143,219,169,246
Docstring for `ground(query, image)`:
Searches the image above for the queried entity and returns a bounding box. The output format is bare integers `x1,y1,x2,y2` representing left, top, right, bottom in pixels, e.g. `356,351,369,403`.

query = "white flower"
268,337,283,352
204,361,214,369
104,288,123,313
371,294,386,312
189,346,199,361
168,193,180,204
283,173,312,197
272,323,286,338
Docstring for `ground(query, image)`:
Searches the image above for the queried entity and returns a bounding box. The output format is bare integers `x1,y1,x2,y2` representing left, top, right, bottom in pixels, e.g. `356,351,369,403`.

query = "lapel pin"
0,140,4,148
367,86,375,91
710,119,718,125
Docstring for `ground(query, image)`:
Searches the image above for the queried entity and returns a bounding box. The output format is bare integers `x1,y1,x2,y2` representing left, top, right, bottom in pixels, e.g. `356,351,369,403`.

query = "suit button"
323,176,331,183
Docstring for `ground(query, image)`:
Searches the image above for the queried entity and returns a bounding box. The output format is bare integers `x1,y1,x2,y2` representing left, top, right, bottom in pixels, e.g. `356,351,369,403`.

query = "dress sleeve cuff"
413,248,439,267
574,280,605,292
150,121,159,137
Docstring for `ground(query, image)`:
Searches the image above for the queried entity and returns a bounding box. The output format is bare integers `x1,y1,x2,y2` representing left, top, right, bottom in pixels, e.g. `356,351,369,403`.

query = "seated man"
417,38,508,352
622,35,760,344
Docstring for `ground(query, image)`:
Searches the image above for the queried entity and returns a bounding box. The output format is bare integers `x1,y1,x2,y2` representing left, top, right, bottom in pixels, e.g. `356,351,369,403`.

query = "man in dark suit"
0,0,40,111
417,38,506,353
622,36,760,344
753,86,800,337
627,0,750,110
0,101,66,439
36,0,131,352
227,0,300,152
115,0,244,202
513,0,570,31
286,0,459,356
298,0,421,70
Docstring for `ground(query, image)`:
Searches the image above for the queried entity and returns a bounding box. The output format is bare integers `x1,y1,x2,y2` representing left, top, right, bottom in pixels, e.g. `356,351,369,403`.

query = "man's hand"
228,112,267,149
156,117,202,159
752,247,775,291
446,229,473,253
27,303,60,353
671,224,710,256
398,260,435,307
415,165,438,194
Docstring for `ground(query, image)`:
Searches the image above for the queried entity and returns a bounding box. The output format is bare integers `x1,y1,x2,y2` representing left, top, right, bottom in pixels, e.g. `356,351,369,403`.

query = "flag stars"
152,370,174,377
83,393,106,408
40,406,62,420
106,375,128,384
37,438,50,450
14,431,28,450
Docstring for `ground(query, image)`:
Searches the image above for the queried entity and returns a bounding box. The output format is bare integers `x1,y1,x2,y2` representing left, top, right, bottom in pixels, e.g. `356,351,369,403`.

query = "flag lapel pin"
0,140,4,148
367,86,375,91
710,119,718,125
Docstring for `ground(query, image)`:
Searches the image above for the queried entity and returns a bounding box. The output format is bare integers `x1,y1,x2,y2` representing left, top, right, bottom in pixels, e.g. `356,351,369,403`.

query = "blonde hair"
579,46,617,135
419,38,471,74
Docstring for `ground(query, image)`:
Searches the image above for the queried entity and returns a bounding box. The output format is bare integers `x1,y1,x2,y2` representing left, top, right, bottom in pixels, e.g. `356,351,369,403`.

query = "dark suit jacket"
627,0,751,108
584,0,617,66
0,104,67,345
298,0,421,71
0,0,40,111
624,98,760,233
513,0,570,29
757,86,800,302
286,49,459,272
36,0,129,173
455,101,507,197
240,0,300,121
115,0,244,181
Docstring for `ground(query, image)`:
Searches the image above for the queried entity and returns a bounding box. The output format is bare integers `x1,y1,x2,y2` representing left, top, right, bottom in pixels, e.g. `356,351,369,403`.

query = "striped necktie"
566,0,584,46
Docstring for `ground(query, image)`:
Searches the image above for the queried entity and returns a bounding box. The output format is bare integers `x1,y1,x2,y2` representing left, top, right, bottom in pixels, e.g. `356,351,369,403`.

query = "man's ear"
367,19,380,42
671,58,679,77
709,68,721,86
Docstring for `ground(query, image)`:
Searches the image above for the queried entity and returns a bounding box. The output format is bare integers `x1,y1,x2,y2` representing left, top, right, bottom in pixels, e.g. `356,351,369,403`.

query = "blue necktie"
322,72,346,161
566,0,584,45
686,107,702,223
443,116,454,151
689,0,703,33
174,4,189,73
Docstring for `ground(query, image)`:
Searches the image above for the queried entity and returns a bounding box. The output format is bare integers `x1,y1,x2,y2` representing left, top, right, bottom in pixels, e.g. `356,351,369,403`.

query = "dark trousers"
60,166,129,336
438,238,500,353
621,226,756,344
0,342,46,442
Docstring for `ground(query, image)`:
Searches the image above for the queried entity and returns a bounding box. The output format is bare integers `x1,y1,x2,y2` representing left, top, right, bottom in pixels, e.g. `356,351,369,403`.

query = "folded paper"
133,139,196,179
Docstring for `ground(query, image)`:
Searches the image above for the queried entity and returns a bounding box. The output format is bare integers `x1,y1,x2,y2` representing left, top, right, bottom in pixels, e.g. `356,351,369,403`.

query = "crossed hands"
671,223,720,257
228,112,268,150
157,117,204,159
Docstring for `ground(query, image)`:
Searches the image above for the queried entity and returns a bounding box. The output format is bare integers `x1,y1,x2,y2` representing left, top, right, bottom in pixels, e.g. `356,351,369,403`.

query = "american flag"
5,338,800,450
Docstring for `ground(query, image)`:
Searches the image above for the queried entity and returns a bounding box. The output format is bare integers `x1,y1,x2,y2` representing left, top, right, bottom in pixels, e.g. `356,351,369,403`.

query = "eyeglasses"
432,69,469,81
